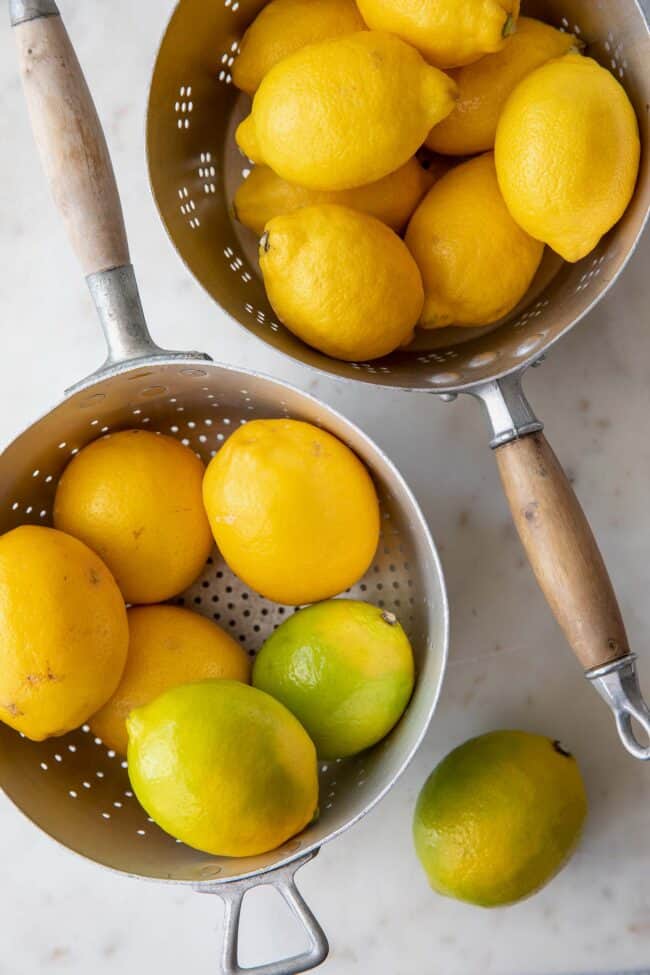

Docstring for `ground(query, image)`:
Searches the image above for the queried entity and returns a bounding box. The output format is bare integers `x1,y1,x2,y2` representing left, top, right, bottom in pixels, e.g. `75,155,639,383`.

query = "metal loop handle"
197,852,329,975
587,654,650,760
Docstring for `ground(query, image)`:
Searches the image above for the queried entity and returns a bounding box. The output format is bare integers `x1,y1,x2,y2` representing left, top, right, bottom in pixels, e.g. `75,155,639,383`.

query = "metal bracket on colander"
9,0,58,26
65,265,212,396
468,370,544,449
195,851,329,975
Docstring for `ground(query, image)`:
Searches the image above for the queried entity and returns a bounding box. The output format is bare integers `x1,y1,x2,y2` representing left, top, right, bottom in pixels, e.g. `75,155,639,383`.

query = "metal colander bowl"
3,4,448,972
147,0,649,395
0,363,447,886
146,0,650,761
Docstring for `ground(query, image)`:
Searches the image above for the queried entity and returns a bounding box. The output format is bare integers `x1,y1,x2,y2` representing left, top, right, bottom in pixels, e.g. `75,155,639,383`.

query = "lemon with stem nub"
202,418,380,605
355,0,520,68
54,429,212,604
406,153,544,328
236,31,457,191
495,54,640,262
260,204,423,360
232,0,366,95
234,158,438,236
426,17,576,155
0,526,128,741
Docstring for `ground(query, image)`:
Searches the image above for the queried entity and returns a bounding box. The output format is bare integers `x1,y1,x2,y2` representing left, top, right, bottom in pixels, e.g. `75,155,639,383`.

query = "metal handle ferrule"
9,0,59,26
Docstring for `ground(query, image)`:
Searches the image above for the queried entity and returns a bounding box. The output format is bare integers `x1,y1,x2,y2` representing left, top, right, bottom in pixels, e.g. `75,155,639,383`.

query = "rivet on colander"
431,372,461,385
515,336,544,357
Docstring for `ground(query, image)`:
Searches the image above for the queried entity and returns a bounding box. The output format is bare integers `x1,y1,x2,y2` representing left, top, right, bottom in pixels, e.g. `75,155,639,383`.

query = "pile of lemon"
231,0,640,359
0,422,415,857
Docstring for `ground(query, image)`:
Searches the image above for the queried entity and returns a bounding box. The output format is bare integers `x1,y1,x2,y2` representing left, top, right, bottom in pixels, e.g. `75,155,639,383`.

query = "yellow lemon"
260,204,423,359
236,31,457,191
495,54,640,262
413,731,588,907
234,158,437,236
253,600,414,759
355,0,520,69
90,605,251,755
405,153,544,328
0,526,128,740
426,17,576,155
202,418,380,605
232,0,366,95
54,430,213,605
127,680,318,857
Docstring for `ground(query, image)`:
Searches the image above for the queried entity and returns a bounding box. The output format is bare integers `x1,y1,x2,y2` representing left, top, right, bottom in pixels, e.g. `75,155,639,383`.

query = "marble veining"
1,2,650,972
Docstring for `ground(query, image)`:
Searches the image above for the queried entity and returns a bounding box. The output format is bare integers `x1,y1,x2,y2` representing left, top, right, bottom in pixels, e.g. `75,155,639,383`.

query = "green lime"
413,730,588,907
127,680,318,857
252,599,414,759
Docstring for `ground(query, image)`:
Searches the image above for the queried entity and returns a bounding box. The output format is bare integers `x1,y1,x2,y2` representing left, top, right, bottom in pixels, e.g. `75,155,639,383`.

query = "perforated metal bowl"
0,362,447,883
0,365,446,887
147,0,649,396
147,0,650,759
2,5,448,973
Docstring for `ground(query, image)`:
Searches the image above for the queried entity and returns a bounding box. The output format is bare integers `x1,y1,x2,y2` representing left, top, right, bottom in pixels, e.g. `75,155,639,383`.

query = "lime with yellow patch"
413,730,588,907
90,605,251,755
253,600,415,759
127,680,318,857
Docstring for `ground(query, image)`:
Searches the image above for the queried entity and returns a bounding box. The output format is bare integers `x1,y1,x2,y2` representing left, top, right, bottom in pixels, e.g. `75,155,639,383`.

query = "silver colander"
146,0,650,758
1,4,448,973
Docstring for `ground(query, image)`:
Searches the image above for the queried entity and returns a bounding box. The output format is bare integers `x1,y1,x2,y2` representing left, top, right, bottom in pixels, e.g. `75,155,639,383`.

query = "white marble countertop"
1,3,650,974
